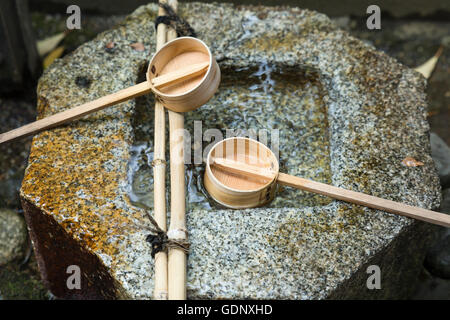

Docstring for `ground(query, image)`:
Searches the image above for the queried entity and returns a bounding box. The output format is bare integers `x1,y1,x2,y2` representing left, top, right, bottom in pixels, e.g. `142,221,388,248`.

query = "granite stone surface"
20,3,442,299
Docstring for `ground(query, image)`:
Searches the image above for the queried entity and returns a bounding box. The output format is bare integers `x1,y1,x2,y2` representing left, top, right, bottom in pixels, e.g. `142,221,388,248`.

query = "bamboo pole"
166,0,188,300
152,0,169,300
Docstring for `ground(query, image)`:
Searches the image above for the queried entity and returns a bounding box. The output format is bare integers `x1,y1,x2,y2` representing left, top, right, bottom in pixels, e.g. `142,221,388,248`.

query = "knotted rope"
154,3,197,37
145,211,190,258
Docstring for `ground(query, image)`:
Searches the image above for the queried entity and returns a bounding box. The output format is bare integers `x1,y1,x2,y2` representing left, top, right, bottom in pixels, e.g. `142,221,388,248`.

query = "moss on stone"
0,257,49,300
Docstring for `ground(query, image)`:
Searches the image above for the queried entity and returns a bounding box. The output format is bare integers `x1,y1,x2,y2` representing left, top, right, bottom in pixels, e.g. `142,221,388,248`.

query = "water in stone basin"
128,63,332,211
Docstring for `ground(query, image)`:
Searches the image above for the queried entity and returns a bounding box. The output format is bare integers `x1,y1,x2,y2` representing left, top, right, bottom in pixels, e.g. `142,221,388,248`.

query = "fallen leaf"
414,46,443,79
37,32,66,57
402,157,424,167
426,110,438,118
43,46,65,69
130,42,145,51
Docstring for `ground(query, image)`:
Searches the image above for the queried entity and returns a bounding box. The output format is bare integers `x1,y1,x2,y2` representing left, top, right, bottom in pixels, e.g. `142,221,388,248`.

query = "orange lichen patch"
36,95,50,117
21,107,145,258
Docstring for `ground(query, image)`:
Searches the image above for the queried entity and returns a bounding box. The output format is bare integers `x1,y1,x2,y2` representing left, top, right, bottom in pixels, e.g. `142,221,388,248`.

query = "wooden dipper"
204,137,450,228
0,38,219,144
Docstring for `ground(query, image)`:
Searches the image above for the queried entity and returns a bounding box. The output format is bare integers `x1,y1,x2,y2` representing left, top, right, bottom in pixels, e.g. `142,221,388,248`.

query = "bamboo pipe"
168,109,187,300
0,63,208,145
166,0,188,300
211,158,450,228
152,0,169,301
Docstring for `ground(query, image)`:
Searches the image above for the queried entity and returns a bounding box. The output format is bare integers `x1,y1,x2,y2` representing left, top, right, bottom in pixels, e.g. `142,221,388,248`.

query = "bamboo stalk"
168,109,187,300
152,0,169,300
165,0,188,300
277,173,450,227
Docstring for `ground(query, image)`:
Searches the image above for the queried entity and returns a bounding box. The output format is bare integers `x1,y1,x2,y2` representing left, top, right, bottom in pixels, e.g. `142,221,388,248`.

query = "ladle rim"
147,36,213,98
206,137,279,194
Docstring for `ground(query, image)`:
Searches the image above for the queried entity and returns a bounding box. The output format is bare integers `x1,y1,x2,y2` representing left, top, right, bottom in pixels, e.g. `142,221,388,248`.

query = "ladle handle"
152,0,169,301
277,173,450,228
0,63,208,145
211,158,450,227
0,81,152,144
152,61,209,89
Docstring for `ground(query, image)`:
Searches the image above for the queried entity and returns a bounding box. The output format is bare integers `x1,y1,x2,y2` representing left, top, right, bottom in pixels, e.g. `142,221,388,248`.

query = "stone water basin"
130,65,332,211
20,3,441,299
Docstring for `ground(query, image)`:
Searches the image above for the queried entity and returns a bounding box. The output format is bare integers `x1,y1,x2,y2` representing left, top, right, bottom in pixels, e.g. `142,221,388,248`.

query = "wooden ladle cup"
204,137,450,227
0,37,220,144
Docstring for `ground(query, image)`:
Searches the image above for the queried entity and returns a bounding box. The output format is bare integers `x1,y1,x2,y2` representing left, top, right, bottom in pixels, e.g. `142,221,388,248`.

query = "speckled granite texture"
20,3,442,299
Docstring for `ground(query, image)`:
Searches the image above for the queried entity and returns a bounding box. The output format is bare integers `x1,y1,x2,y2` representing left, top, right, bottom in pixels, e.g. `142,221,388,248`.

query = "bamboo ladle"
204,137,450,228
0,59,209,144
